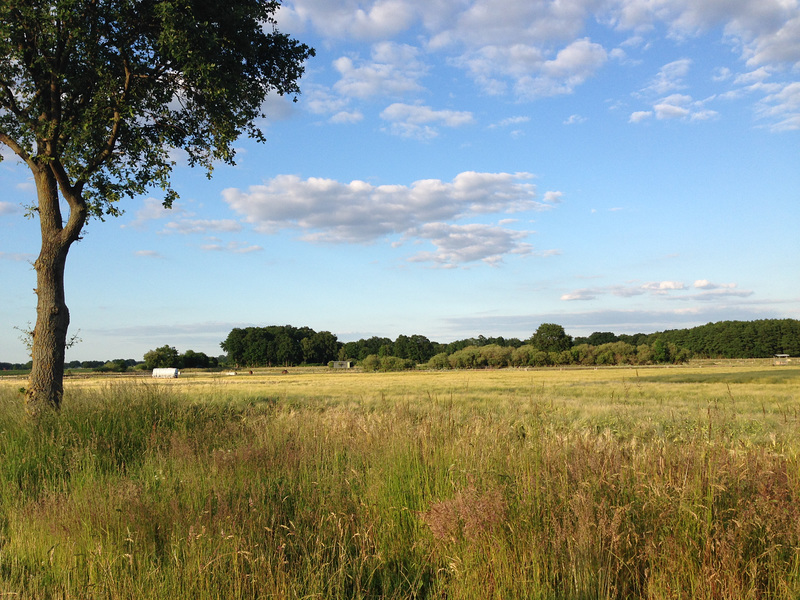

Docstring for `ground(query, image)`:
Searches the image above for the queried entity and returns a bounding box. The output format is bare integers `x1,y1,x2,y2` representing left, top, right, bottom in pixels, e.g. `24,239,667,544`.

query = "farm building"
774,354,791,365
152,368,180,378
331,361,352,369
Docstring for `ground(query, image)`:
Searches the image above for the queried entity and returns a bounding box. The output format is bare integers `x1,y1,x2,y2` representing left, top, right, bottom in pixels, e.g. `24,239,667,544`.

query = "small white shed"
774,354,790,366
152,368,180,378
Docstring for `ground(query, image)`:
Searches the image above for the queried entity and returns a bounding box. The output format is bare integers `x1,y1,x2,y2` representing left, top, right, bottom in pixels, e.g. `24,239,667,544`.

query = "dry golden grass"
1,362,799,599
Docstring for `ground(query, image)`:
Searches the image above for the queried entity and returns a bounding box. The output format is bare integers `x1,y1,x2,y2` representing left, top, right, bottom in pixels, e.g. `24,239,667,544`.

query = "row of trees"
425,340,688,370
214,319,798,370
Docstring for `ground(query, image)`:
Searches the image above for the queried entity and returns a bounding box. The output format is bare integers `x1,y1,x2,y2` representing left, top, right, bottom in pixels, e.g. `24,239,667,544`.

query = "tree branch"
0,130,33,167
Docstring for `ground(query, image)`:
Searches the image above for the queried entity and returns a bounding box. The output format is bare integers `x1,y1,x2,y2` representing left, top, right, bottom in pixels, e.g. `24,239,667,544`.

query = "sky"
1,0,799,363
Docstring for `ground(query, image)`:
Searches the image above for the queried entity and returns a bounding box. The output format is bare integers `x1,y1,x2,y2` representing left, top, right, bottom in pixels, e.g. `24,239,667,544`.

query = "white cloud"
162,219,243,235
734,67,772,85
561,278,757,304
519,38,607,98
0,201,19,216
606,0,800,68
636,93,719,122
407,222,534,267
756,81,800,131
222,171,556,265
564,114,587,124
330,110,364,124
333,42,428,99
380,102,474,138
0,251,32,262
491,116,531,128
642,59,692,95
350,0,418,39
134,250,163,258
277,0,418,40
123,197,178,229
561,288,597,301
200,241,263,254
694,279,737,289
543,191,564,203
654,94,692,119
642,280,685,291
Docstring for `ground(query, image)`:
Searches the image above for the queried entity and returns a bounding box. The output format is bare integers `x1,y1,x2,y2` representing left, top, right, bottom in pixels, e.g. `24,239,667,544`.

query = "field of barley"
1,362,800,599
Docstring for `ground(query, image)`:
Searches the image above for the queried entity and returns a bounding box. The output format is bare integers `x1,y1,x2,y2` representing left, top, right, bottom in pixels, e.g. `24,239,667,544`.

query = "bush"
361,355,416,372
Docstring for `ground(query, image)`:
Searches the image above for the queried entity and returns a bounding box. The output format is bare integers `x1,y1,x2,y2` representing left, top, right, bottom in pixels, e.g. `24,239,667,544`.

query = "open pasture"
1,363,800,598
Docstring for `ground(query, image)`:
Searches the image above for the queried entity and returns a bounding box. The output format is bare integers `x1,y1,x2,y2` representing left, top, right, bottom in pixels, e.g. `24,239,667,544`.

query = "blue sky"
1,0,799,363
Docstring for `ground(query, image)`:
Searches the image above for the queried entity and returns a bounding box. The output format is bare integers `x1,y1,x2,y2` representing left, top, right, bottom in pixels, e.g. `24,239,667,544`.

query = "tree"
144,345,181,370
144,345,182,370
0,0,313,413
530,323,573,353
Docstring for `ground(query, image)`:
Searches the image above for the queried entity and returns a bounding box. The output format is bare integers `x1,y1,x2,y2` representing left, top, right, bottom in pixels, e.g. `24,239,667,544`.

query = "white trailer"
152,368,179,378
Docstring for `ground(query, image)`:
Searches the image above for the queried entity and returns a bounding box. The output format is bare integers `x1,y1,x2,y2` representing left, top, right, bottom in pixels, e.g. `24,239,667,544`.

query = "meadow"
1,362,800,599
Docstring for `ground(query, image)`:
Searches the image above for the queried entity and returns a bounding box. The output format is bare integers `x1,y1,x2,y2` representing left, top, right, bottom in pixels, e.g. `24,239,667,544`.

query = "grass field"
1,363,799,598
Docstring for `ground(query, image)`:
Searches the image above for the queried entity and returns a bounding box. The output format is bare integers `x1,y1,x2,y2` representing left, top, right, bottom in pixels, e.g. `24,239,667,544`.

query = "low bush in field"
1,370,800,599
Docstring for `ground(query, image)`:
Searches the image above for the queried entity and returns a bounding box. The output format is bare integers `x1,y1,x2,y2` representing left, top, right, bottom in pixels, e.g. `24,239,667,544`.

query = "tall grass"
1,367,799,598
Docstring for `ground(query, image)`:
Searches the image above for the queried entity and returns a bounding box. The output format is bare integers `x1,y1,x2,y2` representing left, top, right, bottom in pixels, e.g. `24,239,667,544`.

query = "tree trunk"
25,165,82,415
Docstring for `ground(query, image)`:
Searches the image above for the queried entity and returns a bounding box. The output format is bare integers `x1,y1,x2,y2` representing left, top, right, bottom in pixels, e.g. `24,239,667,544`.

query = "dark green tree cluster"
650,319,800,358
0,361,33,371
340,334,443,363
143,346,218,370
220,326,340,367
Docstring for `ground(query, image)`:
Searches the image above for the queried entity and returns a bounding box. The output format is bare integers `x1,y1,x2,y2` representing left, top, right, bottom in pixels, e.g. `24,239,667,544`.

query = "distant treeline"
218,319,800,369
3,319,796,372
0,359,140,372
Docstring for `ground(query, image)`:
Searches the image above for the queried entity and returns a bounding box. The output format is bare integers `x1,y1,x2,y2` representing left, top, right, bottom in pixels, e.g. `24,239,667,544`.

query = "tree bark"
25,164,83,415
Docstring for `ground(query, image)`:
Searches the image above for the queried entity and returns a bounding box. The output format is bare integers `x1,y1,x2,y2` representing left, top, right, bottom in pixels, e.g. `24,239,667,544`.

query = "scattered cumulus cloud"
380,103,474,138
333,42,428,99
283,0,800,130
642,59,692,95
0,251,32,262
564,114,587,124
543,191,564,203
222,171,559,266
200,241,263,254
0,201,19,216
629,110,652,123
161,219,242,235
329,110,364,124
406,222,534,267
277,0,418,41
756,81,800,131
490,116,531,128
123,197,177,229
562,279,752,301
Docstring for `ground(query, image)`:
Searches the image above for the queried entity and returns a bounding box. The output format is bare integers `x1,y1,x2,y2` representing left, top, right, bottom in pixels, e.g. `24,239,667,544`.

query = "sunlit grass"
1,364,799,598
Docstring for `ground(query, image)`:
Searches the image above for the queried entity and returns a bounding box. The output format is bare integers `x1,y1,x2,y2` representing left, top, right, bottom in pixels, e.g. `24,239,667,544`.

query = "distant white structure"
774,354,791,366
152,368,179,378
331,361,352,369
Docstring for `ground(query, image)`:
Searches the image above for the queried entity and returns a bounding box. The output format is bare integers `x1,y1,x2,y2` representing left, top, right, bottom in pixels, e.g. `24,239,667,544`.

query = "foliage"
143,345,181,370
530,323,573,353
0,0,314,213
360,354,416,372
651,319,800,358
221,325,340,367
143,346,216,370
